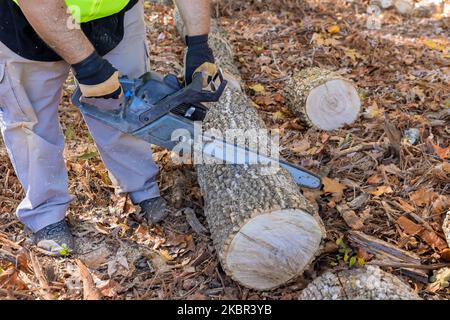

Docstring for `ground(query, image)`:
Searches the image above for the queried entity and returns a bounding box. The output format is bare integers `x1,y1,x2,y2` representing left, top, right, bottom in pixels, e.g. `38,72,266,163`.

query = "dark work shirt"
0,0,139,62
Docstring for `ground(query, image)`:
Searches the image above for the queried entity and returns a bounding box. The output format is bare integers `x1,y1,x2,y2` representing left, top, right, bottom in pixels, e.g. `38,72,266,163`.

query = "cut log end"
224,209,324,291
285,68,361,131
305,79,361,131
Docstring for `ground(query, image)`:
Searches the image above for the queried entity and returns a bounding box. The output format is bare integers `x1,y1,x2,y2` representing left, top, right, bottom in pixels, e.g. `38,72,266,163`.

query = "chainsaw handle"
192,62,219,88
185,67,228,103
137,69,227,125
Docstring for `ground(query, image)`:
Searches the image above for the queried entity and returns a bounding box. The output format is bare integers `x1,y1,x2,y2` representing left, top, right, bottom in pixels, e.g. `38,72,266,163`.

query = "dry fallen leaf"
441,249,450,262
431,195,450,216
364,101,384,119
97,279,123,298
343,48,364,62
423,39,445,52
290,140,311,153
369,185,393,197
159,249,176,261
76,259,102,300
327,24,341,34
0,267,28,290
420,230,448,251
410,188,439,206
397,216,447,251
432,143,450,160
272,111,286,120
79,245,111,269
367,175,382,185
248,83,265,93
322,177,347,198
397,216,423,236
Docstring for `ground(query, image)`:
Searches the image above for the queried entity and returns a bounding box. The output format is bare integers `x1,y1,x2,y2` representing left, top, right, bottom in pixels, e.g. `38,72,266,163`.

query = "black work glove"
72,52,124,109
184,35,215,85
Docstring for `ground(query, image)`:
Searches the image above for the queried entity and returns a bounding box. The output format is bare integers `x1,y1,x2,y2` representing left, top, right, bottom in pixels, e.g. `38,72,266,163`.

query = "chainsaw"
71,69,322,189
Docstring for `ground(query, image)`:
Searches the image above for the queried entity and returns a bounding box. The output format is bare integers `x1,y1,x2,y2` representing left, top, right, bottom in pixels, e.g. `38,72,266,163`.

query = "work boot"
32,220,74,257
139,197,168,224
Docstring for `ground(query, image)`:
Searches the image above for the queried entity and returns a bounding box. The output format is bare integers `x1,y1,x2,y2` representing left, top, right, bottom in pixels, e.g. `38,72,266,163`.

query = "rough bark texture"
444,210,450,248
174,8,325,290
299,266,421,300
370,0,394,9
371,0,445,17
285,67,361,131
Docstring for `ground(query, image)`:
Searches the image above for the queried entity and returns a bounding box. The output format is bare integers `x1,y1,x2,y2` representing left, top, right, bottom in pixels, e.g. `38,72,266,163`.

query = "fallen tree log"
285,67,361,131
299,266,421,300
348,231,429,283
174,9,325,290
370,0,445,17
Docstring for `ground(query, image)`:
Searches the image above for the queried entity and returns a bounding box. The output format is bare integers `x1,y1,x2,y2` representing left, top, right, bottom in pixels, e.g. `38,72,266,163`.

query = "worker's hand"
72,52,124,110
184,35,215,85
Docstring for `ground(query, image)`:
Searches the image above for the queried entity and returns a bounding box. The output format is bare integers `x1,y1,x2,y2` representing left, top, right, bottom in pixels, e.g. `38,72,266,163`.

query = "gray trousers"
0,2,160,233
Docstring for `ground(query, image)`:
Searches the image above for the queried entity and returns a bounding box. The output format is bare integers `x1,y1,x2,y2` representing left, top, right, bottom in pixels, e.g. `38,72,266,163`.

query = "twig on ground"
334,142,383,158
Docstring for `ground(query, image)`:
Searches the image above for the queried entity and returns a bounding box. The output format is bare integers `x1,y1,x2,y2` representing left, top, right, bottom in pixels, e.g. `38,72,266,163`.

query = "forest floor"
0,0,449,300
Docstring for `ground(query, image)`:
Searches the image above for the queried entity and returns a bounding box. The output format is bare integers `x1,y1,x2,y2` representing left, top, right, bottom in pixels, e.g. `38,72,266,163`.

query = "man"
0,0,215,255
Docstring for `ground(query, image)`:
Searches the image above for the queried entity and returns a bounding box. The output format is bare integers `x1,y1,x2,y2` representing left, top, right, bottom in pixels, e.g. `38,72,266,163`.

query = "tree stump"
285,67,361,131
299,266,421,300
174,9,325,290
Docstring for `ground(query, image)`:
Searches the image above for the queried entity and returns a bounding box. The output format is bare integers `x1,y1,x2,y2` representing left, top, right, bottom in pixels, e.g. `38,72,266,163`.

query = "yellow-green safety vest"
12,0,130,23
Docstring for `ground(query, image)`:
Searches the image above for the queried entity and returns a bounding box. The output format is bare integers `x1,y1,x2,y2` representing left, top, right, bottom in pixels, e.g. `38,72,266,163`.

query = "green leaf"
344,251,349,263
59,244,72,257
336,235,344,247
444,99,450,109
358,257,366,267
349,256,357,268
78,151,98,161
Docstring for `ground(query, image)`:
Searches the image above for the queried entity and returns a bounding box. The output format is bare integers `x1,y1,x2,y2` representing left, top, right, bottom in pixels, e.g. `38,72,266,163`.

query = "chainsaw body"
72,71,216,150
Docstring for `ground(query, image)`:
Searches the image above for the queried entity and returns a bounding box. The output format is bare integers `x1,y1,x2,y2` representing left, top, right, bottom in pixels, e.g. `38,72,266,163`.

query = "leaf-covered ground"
0,0,449,300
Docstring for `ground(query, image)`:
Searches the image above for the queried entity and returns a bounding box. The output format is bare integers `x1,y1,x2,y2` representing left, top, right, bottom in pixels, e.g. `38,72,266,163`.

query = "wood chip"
337,204,364,230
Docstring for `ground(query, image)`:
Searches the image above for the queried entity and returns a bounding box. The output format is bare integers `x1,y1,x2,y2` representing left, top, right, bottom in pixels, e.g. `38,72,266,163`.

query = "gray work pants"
0,1,160,233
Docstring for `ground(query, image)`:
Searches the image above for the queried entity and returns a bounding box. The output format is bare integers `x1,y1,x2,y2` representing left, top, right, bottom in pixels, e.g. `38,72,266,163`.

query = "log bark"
299,266,421,300
444,210,450,248
174,9,325,290
285,67,361,131
393,0,415,14
370,0,394,9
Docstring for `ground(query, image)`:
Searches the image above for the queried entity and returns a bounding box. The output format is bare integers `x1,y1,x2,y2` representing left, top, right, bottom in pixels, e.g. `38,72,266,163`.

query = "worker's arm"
18,0,121,100
174,0,216,84
174,0,211,36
